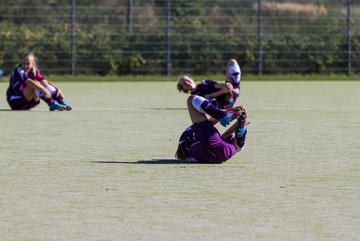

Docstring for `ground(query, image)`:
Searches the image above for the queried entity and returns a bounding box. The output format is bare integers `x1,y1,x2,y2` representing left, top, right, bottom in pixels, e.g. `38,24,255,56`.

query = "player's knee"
190,95,206,113
187,95,194,106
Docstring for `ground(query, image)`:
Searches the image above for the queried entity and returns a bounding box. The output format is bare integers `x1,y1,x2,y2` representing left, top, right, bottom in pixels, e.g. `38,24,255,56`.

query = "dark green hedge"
0,20,358,75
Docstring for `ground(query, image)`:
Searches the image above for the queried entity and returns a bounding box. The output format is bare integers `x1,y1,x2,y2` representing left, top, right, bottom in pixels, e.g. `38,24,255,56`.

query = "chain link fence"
0,0,359,75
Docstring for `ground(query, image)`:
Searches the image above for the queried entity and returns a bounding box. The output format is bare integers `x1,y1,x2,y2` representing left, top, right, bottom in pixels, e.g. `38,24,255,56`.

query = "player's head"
177,75,196,93
22,52,37,74
227,59,241,84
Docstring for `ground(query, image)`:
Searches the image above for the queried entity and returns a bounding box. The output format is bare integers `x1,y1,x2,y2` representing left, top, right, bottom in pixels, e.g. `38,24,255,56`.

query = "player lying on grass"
177,59,242,109
175,95,248,164
6,52,72,111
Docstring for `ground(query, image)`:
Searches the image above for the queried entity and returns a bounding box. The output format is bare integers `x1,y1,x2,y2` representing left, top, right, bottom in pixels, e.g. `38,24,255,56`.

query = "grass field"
0,81,359,241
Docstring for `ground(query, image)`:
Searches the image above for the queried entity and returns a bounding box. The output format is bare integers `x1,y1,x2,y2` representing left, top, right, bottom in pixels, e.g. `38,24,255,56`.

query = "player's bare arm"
205,82,233,98
25,78,51,99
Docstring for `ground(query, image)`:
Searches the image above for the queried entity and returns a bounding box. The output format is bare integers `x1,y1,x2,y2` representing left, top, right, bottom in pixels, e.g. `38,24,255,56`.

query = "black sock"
40,96,55,106
200,100,226,120
51,90,64,104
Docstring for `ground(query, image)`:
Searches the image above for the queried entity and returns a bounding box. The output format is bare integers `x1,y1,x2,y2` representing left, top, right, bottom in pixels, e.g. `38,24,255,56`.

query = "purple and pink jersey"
178,120,237,164
191,79,231,109
6,65,44,98
226,80,240,109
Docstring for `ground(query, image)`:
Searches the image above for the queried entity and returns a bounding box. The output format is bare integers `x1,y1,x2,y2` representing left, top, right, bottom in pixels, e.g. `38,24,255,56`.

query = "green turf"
0,81,359,241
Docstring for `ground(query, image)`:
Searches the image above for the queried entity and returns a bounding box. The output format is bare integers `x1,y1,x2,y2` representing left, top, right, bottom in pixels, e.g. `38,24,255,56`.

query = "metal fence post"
347,0,352,75
258,0,263,76
71,0,76,76
127,0,133,32
165,0,171,76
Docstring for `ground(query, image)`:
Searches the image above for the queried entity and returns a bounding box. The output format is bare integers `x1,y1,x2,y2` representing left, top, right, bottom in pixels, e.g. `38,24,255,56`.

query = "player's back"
7,65,25,96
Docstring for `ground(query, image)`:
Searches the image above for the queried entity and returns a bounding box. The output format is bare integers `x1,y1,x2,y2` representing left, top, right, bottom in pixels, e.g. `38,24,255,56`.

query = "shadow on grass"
0,109,47,111
94,159,195,164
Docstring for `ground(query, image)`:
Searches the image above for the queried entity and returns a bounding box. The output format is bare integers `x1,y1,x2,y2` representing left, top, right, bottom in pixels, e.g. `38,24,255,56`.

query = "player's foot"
62,102,72,111
235,112,247,138
219,107,243,127
49,101,66,111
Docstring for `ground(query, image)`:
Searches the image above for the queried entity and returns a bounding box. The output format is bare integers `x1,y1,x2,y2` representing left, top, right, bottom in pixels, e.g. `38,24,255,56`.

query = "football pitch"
0,80,359,241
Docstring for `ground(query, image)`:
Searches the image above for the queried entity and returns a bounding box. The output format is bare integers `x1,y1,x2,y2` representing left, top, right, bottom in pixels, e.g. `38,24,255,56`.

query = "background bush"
0,0,359,75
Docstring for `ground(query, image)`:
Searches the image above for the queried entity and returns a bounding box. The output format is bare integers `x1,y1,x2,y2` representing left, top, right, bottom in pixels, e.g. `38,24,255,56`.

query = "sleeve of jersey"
201,79,214,86
35,70,45,81
22,72,29,80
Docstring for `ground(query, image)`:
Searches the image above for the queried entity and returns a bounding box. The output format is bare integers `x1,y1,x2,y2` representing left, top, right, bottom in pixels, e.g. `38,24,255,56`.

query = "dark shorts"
7,94,40,110
190,120,236,164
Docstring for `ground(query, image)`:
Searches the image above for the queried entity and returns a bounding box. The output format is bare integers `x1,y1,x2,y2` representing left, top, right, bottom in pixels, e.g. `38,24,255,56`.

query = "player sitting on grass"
6,52,72,111
175,95,248,164
177,75,235,109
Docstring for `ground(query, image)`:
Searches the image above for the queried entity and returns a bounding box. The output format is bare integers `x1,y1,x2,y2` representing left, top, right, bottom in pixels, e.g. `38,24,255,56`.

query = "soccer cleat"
49,101,66,111
55,99,72,111
235,112,247,138
219,107,243,127
62,102,72,111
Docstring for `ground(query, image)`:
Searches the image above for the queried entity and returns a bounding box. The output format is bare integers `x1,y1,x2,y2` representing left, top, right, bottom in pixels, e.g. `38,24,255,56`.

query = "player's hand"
239,105,247,117
42,90,52,99
226,82,233,90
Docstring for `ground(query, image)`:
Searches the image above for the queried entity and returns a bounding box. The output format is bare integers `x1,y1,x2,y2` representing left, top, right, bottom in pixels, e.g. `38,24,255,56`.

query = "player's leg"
33,80,67,111
38,79,71,110
187,95,209,124
22,85,37,101
226,59,241,84
23,86,41,109
220,105,246,135
188,94,230,125
188,95,241,126
234,106,248,151
33,89,65,111
221,121,238,138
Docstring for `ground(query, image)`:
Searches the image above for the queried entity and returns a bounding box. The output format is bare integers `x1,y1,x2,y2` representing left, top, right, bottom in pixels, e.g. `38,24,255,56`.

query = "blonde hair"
177,75,192,93
22,52,38,75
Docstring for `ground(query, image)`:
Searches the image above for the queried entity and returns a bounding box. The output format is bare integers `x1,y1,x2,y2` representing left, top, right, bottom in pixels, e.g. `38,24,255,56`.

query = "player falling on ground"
177,59,242,109
6,52,72,111
175,95,248,164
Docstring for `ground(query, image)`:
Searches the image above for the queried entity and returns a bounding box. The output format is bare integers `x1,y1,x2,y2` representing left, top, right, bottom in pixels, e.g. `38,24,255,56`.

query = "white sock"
229,64,241,83
191,95,206,113
46,85,57,94
35,85,56,97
